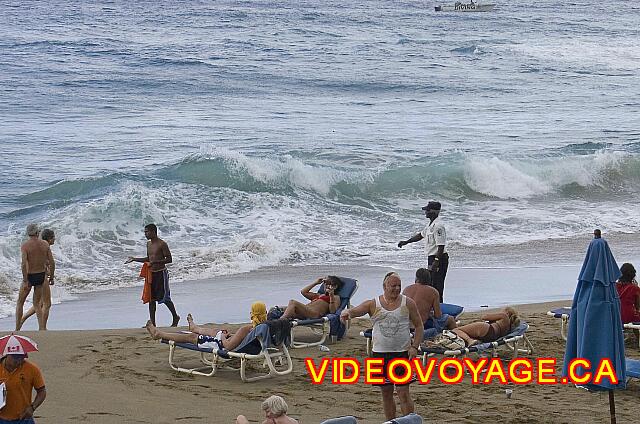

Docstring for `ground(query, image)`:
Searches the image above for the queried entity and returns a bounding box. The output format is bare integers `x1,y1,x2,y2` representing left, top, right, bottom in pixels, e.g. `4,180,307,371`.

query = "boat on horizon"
435,1,495,12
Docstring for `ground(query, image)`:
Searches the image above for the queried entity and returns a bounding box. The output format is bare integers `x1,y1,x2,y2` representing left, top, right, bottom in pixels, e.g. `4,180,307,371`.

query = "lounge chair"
290,277,359,348
160,321,293,382
623,322,640,348
320,417,358,424
546,307,572,340
383,413,423,424
419,322,534,359
626,357,640,383
360,303,464,356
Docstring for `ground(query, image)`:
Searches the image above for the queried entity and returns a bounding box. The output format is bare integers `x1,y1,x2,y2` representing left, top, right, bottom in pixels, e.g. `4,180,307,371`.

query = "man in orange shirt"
0,351,46,423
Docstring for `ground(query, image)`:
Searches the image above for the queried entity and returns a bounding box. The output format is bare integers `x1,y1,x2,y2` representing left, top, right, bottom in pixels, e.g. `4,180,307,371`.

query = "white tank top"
371,294,411,353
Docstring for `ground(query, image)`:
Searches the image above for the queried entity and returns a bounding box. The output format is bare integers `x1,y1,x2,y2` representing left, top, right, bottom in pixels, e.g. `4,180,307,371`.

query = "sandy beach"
7,300,638,424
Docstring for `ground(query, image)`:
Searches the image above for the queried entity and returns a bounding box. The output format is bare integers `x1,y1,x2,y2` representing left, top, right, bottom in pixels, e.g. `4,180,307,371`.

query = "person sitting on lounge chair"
452,307,520,347
145,301,267,352
280,276,342,320
616,263,640,324
403,268,456,331
236,395,298,424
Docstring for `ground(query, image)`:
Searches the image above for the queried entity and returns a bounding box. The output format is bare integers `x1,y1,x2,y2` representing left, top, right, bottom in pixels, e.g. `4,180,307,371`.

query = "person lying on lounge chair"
451,307,520,347
145,301,267,352
236,395,298,424
279,276,342,320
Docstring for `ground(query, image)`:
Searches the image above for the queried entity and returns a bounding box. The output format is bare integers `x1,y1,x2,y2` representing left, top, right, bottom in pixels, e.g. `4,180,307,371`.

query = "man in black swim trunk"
126,224,180,327
16,223,55,331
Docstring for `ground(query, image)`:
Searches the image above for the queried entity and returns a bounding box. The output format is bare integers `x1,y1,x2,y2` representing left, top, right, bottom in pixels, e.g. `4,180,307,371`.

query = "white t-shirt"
420,216,447,257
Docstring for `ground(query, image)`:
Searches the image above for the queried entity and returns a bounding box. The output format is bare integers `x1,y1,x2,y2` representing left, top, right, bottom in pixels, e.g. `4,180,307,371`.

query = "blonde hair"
250,301,267,327
262,395,288,416
504,307,520,330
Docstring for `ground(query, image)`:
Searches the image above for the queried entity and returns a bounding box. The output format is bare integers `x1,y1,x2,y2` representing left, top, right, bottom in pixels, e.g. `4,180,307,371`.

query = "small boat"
435,1,495,12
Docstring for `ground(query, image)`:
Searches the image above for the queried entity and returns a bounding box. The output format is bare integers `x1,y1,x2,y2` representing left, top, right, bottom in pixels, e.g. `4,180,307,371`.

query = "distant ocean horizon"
1,0,639,318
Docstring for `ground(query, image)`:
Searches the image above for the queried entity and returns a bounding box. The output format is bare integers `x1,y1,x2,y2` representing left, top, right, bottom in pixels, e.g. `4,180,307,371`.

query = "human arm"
398,233,423,248
480,312,507,323
432,296,442,319
21,246,28,284
125,255,148,264
46,244,55,284
407,298,424,359
301,277,323,300
19,386,46,419
340,299,375,322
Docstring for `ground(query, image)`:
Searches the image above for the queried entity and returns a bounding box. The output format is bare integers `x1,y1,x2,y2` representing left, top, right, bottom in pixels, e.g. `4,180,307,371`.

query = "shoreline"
9,299,640,423
0,263,583,331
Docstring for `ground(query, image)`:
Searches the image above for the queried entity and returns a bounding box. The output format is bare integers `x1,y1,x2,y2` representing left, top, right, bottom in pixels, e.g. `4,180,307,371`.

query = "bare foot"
145,320,160,340
171,315,180,327
187,314,195,332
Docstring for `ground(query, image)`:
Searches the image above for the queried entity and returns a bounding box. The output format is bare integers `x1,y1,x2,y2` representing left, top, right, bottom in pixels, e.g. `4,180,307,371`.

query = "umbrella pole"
608,390,616,424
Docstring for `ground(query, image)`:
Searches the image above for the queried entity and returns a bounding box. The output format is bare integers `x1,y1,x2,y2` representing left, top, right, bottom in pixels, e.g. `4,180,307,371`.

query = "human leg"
380,384,396,420
32,286,45,330
164,300,180,326
40,281,52,330
145,320,198,344
185,314,223,337
236,415,249,424
149,301,157,326
15,283,32,331
221,324,253,350
396,385,415,416
453,322,490,346
281,300,320,320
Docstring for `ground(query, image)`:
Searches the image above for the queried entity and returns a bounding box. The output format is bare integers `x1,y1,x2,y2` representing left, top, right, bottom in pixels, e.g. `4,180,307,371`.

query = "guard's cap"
421,201,441,211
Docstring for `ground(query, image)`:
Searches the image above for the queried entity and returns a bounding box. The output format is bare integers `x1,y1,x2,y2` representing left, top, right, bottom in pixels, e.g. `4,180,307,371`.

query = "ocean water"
1,0,639,318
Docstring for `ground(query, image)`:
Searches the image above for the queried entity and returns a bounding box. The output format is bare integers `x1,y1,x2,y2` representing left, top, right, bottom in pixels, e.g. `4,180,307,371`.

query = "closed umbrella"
562,237,625,423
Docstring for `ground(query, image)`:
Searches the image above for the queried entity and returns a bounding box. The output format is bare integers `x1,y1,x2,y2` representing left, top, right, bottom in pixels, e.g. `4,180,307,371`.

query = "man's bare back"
402,283,441,325
21,238,52,276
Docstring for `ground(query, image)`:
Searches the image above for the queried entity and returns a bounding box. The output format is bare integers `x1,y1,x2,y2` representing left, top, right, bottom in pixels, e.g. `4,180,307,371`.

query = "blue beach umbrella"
562,236,625,423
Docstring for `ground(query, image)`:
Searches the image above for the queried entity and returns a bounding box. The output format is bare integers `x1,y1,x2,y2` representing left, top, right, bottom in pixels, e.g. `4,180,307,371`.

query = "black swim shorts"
27,272,46,287
370,351,414,386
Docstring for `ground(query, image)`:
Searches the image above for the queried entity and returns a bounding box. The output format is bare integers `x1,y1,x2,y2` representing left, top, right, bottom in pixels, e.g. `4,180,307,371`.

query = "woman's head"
262,395,288,418
504,307,520,330
619,263,636,283
250,301,267,327
41,228,55,245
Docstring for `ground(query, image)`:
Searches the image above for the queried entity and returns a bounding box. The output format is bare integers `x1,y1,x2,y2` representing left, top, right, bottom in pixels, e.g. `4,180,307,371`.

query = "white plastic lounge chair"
383,413,423,424
160,321,293,382
623,322,640,348
320,416,358,424
290,277,359,348
546,307,572,340
419,322,534,360
360,303,464,356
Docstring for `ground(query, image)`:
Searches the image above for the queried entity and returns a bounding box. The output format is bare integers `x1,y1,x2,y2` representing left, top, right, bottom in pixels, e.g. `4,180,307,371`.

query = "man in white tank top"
341,272,424,421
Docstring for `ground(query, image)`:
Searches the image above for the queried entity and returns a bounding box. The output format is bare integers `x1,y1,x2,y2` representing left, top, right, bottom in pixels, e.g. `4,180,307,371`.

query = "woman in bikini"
451,307,520,347
145,301,267,352
279,276,342,320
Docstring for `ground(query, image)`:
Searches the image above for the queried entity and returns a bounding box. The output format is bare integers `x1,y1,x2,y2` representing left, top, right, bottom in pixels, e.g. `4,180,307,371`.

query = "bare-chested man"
16,224,55,331
125,223,180,326
402,268,455,332
279,276,342,320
